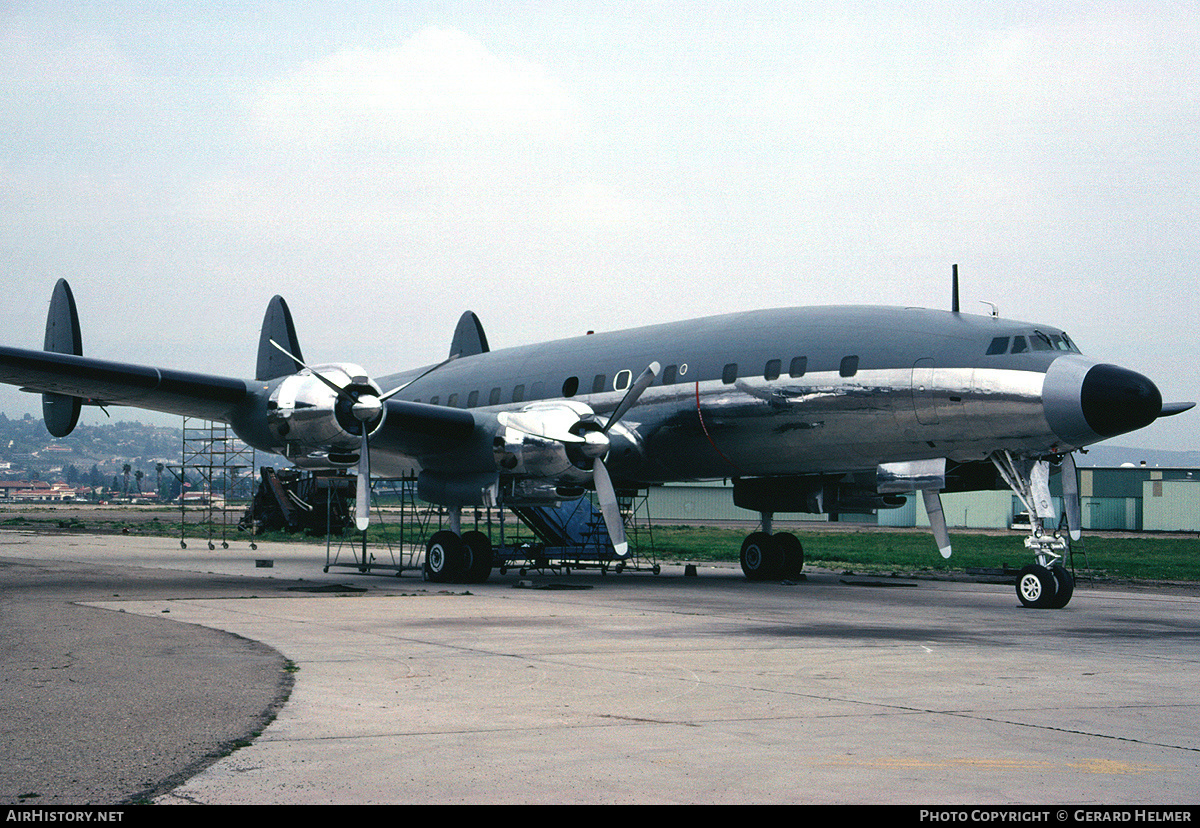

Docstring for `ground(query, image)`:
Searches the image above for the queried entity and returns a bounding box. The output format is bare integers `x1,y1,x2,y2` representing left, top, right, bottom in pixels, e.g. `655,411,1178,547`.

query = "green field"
647,525,1200,582
3,506,1198,583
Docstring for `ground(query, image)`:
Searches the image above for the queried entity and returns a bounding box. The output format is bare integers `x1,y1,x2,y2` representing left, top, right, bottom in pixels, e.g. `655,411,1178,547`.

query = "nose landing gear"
1016,537,1075,609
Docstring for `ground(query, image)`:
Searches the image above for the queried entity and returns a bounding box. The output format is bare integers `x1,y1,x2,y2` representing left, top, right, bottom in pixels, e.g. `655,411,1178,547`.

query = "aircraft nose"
1043,357,1163,446
1080,364,1162,438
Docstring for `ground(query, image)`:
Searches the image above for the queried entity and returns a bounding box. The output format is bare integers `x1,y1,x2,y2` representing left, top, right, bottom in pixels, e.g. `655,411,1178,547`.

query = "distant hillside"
0,412,184,483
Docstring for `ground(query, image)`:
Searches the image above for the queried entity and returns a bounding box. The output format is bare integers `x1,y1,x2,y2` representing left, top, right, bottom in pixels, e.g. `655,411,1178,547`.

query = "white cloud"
253,26,581,152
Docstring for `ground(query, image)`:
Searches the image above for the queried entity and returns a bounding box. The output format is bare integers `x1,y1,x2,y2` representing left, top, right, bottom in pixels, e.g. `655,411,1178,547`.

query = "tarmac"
2,529,1199,805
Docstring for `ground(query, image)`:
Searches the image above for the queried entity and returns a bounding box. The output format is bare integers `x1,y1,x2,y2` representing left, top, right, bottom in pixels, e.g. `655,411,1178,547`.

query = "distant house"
12,481,78,502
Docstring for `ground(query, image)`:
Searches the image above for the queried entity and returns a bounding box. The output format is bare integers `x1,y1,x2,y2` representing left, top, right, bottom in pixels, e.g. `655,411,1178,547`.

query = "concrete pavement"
2,529,1199,804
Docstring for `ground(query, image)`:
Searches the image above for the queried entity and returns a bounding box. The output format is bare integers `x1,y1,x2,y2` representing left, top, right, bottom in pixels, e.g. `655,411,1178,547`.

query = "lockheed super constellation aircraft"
0,277,1191,608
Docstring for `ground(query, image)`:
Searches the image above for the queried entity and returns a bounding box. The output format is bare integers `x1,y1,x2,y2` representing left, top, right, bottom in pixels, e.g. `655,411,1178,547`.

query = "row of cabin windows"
416,355,860,407
726,355,858,383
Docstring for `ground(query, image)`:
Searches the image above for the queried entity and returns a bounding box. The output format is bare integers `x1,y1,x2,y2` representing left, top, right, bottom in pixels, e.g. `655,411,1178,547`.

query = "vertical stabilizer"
42,279,83,437
256,296,305,381
449,311,489,358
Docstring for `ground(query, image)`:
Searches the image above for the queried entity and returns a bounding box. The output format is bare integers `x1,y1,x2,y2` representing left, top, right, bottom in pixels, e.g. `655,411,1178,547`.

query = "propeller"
921,489,952,559
590,362,659,558
269,339,413,531
505,361,659,558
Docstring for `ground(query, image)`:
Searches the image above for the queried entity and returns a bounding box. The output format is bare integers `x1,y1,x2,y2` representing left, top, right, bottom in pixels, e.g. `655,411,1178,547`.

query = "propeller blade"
355,428,370,532
603,362,660,433
1061,452,1082,542
593,459,628,558
376,354,460,402
269,339,356,401
921,489,952,559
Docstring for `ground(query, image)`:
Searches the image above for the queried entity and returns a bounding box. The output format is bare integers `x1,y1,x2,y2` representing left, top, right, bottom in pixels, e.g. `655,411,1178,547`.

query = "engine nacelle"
266,364,384,466
494,401,596,487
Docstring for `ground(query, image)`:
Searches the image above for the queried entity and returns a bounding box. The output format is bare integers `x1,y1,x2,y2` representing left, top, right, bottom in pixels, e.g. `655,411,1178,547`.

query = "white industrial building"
647,466,1200,532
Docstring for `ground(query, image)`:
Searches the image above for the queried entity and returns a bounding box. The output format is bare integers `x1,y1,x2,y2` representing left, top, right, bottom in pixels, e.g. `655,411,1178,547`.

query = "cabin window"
530,381,544,400
592,374,606,394
764,359,781,381
722,363,738,384
562,377,579,397
489,387,501,405
987,337,1010,355
663,364,678,385
429,395,440,405
467,390,479,407
789,356,807,377
839,355,859,377
614,369,632,391
447,393,459,407
512,384,525,403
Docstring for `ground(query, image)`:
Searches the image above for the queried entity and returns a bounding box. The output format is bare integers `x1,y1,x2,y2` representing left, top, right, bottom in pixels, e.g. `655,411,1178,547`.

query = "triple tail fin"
256,296,305,381
42,279,83,437
449,311,489,359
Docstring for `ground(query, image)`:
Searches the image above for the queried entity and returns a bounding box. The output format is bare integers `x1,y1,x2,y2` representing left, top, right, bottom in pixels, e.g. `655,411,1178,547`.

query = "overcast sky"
1,2,1196,452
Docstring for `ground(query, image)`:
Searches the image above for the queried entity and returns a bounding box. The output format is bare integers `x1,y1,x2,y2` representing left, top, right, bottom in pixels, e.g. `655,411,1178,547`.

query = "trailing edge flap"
42,279,84,437
257,296,305,381
449,311,489,359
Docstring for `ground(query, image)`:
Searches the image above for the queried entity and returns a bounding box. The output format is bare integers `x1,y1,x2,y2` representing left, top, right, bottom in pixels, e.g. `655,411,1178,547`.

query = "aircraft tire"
425,530,465,583
1016,564,1057,609
1047,564,1075,609
460,530,494,583
774,532,805,578
741,532,782,581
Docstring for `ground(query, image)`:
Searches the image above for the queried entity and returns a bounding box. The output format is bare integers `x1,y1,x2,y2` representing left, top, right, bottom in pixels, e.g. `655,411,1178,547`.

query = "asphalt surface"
3,528,1199,805
0,553,298,805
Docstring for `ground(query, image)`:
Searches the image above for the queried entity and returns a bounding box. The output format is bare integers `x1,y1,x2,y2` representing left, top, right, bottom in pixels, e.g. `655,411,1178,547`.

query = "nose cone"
1080,364,1162,438
1043,357,1163,446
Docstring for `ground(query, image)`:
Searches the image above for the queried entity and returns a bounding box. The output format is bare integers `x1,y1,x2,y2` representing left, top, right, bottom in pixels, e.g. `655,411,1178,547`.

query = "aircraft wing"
0,345,252,422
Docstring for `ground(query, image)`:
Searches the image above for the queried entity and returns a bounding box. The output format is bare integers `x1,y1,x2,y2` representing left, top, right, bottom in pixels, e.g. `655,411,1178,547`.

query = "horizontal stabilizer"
449,311,489,359
257,296,305,381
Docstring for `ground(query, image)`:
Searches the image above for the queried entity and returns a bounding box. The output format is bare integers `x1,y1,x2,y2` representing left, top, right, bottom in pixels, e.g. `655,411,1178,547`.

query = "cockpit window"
987,332,1079,355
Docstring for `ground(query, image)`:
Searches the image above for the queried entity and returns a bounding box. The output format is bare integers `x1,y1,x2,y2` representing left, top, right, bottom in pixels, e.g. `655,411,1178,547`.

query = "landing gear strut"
992,451,1078,609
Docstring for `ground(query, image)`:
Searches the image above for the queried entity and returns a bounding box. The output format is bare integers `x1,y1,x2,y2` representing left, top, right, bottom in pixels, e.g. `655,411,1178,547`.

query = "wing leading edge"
0,345,251,422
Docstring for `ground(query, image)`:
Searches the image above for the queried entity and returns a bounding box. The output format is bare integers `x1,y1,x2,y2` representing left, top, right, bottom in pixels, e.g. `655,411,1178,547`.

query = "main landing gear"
740,513,805,581
423,529,494,584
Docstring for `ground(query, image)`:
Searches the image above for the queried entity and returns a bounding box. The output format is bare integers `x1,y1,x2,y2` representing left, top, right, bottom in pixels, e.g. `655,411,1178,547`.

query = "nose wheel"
1016,562,1074,608
1015,527,1075,610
